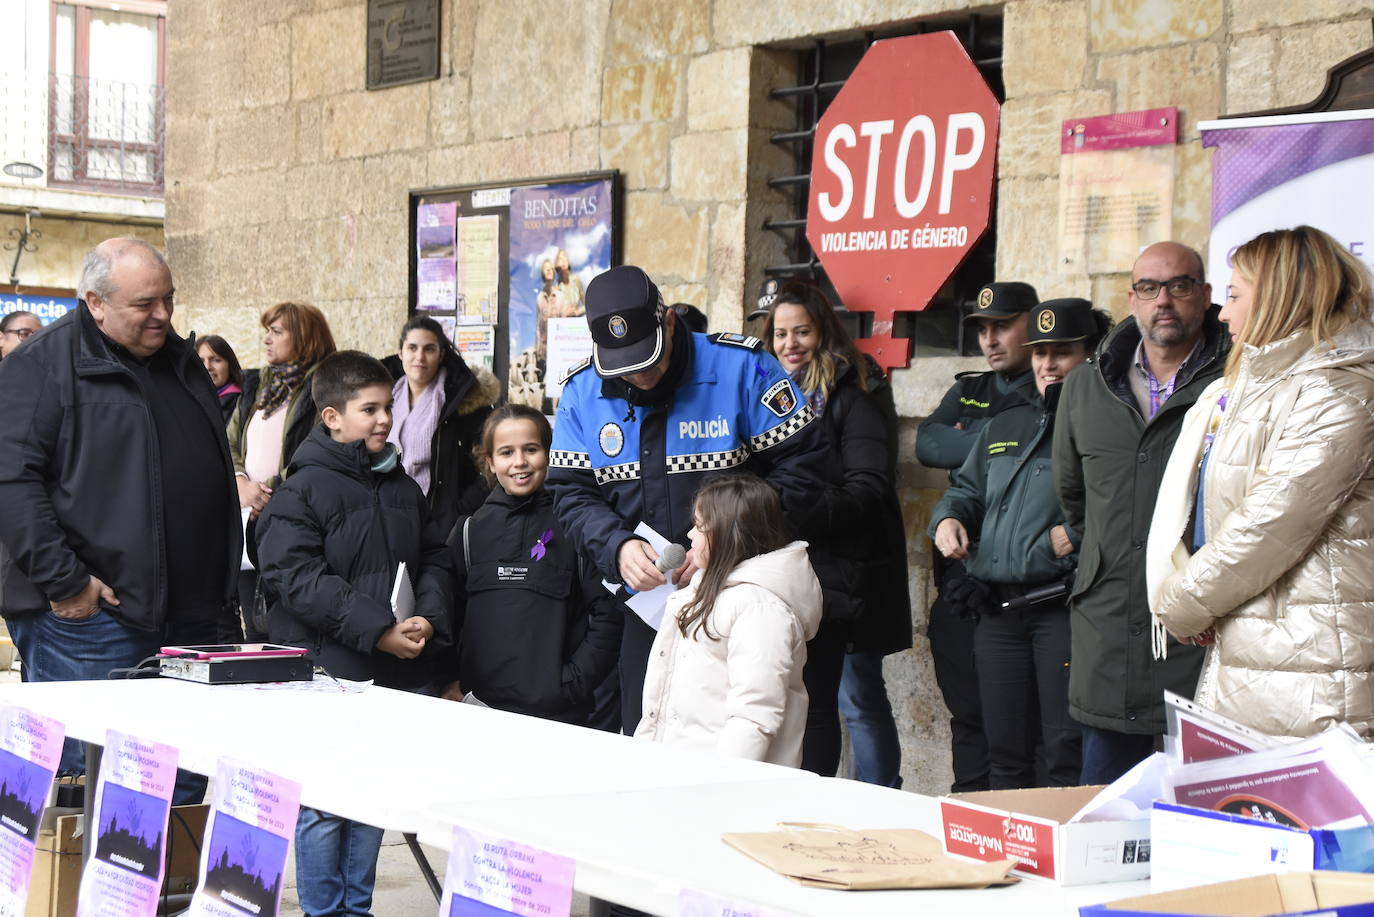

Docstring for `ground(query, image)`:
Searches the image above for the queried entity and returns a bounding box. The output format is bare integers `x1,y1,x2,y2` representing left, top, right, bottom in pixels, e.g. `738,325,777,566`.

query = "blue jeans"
838,652,902,788
1079,725,1155,786
8,609,209,804
295,807,384,917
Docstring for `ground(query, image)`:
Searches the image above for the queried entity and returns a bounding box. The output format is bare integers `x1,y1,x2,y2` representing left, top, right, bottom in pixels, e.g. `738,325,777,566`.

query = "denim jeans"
1080,725,1155,786
8,608,211,804
295,807,385,917
838,652,902,787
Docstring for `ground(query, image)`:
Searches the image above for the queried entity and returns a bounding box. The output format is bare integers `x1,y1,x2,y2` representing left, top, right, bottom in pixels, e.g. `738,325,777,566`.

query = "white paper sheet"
602,522,678,631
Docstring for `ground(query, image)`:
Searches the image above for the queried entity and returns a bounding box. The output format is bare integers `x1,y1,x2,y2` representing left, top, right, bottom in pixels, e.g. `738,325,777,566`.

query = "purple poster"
507,179,613,413
77,731,180,917
186,759,300,917
0,706,65,916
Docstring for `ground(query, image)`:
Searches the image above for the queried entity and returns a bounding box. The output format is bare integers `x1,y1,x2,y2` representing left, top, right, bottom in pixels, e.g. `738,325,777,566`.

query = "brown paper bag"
721,822,1020,891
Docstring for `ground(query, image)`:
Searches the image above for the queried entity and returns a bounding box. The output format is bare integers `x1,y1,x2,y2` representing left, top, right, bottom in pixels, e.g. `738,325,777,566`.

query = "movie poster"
507,179,613,414
185,760,300,917
75,731,178,917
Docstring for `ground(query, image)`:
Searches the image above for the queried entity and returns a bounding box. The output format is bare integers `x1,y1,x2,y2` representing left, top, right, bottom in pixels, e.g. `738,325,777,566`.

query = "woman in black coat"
765,282,912,785
384,316,498,539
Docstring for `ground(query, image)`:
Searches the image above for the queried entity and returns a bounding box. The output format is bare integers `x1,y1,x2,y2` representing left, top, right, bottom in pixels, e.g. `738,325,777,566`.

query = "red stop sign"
807,32,1000,368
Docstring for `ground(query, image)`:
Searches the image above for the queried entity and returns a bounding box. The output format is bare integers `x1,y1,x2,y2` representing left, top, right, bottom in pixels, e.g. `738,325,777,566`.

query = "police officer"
549,265,831,735
916,281,1037,792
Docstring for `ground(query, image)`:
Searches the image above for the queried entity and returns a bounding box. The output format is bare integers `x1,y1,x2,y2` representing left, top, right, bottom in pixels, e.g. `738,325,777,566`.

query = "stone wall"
165,0,1373,794
0,212,163,292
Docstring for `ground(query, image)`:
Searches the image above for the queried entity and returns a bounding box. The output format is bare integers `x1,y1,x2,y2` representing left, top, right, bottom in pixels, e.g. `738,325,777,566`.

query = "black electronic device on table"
156,644,313,685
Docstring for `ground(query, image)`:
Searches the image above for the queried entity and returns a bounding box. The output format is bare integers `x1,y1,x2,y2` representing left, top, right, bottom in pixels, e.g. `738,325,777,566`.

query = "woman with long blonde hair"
1149,225,1374,739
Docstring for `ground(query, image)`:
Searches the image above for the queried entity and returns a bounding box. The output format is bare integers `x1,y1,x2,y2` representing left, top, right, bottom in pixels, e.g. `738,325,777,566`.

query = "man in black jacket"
0,238,241,778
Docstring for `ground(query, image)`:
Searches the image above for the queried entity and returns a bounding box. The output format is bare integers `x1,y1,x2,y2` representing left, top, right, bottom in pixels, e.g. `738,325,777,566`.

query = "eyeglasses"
2,328,36,339
1130,276,1202,301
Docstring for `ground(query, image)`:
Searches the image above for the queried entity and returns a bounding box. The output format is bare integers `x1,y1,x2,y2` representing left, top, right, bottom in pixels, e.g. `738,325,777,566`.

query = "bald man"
1053,242,1232,784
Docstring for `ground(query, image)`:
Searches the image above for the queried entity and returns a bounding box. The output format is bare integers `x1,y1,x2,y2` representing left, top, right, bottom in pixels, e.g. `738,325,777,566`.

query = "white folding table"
0,678,1149,916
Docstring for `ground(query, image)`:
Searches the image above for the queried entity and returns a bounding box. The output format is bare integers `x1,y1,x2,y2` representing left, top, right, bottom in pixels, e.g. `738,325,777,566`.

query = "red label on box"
941,801,1058,879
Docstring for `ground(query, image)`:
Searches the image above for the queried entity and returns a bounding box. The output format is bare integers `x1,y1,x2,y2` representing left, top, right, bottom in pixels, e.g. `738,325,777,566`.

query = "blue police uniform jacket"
548,331,829,581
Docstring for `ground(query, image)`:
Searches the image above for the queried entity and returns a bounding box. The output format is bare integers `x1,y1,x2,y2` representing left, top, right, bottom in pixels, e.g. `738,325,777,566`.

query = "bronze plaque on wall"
366,0,440,90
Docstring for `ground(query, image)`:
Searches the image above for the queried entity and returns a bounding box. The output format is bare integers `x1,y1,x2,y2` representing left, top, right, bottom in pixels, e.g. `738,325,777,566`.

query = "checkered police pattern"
750,405,816,452
594,461,642,485
549,449,592,469
666,446,749,475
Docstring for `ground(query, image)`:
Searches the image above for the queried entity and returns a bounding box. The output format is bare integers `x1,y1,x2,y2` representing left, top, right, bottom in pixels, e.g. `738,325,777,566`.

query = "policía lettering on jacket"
679,417,731,439
497,566,529,582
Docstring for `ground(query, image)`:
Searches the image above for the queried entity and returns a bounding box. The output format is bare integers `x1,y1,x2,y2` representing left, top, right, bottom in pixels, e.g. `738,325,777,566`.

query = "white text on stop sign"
816,112,986,222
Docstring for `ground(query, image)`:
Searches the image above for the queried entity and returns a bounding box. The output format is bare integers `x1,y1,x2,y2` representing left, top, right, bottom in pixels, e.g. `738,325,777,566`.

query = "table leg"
82,741,102,865
402,832,443,901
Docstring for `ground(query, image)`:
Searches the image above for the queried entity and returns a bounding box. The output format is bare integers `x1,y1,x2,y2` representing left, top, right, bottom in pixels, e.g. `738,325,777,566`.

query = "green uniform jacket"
1052,312,1230,734
929,384,1075,586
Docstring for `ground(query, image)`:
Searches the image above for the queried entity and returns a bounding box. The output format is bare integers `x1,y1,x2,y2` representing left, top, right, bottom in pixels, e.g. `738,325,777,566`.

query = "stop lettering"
807,31,1001,341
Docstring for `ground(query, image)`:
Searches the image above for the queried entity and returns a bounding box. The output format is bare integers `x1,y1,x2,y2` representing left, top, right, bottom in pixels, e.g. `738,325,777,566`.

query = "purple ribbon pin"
530,529,554,560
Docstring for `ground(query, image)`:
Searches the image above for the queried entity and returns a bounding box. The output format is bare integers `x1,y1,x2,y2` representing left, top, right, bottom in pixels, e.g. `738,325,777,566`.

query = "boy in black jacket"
255,350,452,917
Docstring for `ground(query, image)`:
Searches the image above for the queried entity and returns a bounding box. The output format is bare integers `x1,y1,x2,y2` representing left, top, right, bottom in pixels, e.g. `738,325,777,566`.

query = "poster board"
408,171,621,413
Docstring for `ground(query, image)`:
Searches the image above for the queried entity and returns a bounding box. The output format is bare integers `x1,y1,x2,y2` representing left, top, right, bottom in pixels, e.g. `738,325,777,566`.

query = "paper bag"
721,822,1020,890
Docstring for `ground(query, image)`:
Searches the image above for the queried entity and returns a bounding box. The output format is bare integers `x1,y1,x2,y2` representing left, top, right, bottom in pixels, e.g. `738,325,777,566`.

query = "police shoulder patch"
761,378,798,418
559,356,592,385
708,331,763,351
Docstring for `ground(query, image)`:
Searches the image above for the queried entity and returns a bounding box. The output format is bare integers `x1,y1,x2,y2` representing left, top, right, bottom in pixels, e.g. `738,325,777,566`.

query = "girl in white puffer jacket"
636,475,823,766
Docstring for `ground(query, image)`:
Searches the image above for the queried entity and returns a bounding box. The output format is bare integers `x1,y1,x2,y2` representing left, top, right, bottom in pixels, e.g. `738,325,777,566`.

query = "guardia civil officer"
929,298,1111,789
548,265,832,739
916,281,1037,792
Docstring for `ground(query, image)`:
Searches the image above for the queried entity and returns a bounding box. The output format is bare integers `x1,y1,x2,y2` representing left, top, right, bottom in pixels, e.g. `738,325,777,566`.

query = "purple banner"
1202,117,1374,225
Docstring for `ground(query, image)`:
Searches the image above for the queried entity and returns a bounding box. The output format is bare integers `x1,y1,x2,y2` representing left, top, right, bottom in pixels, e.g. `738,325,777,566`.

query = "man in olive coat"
1053,242,1231,784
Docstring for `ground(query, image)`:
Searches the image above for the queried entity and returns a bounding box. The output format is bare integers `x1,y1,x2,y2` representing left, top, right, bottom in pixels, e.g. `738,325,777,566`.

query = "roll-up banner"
1200,109,1374,288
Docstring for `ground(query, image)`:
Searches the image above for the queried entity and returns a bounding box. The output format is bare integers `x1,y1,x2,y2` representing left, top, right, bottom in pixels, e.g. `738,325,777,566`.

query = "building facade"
1,0,167,308
165,0,1373,792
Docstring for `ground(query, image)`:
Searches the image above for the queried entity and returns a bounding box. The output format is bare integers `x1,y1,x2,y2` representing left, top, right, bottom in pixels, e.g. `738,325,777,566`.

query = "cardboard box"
1151,802,1374,893
1081,870,1374,917
163,804,210,896
939,785,1151,885
26,808,82,917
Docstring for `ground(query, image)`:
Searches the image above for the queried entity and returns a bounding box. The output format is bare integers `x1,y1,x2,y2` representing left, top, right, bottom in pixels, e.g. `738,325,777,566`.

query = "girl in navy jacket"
446,404,622,725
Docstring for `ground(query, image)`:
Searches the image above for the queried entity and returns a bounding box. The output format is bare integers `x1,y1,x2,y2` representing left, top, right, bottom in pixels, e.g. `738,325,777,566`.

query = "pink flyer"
76,730,179,917
0,706,64,917
441,825,575,917
186,759,301,917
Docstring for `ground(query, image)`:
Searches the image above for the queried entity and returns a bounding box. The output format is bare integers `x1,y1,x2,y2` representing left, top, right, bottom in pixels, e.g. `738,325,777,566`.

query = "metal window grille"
765,15,1004,356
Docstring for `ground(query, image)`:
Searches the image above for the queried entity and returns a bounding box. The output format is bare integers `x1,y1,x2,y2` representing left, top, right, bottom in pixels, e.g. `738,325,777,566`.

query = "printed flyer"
439,824,575,917
186,760,301,917
75,731,178,917
0,706,64,917
417,201,458,311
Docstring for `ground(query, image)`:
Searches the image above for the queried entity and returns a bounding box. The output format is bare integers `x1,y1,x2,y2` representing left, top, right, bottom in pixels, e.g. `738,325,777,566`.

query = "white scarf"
389,367,446,494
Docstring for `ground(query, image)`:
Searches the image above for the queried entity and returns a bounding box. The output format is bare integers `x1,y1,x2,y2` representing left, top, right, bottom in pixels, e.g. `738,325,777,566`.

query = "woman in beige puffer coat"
1149,225,1374,741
